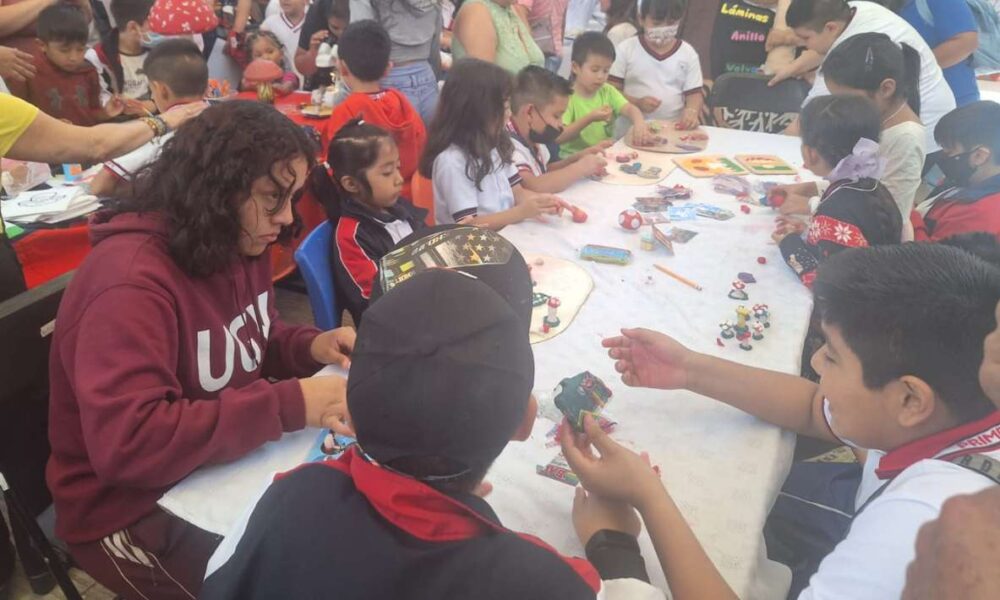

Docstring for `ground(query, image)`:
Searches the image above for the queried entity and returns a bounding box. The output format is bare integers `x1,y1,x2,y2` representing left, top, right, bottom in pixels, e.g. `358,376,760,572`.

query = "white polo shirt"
101,132,174,182
432,145,522,224
507,122,550,177
805,0,955,152
799,410,1000,600
609,37,703,122
261,12,307,87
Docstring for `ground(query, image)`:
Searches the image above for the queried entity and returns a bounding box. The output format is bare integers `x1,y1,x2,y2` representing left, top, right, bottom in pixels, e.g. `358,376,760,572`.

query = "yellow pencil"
654,264,703,291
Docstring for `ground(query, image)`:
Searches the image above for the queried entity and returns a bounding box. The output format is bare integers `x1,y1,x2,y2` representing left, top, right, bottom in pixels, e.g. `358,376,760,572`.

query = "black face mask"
938,149,979,187
528,107,563,144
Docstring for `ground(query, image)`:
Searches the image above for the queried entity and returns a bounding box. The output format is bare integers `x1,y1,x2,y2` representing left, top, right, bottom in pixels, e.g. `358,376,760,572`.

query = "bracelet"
140,115,168,138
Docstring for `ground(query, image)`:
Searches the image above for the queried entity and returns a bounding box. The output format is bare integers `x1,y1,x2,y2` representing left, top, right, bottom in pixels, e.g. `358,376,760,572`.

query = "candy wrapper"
543,414,618,448
554,371,614,432
306,430,357,462
712,175,751,198
536,453,580,486
655,184,693,200
694,204,735,221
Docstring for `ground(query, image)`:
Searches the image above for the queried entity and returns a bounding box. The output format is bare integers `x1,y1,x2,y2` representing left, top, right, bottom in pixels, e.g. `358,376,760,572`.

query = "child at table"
913,101,1000,243
557,31,651,159
312,120,427,324
509,66,608,193
607,0,703,128
9,4,125,127
772,95,902,287
201,228,665,599
774,33,926,241
241,30,299,94
326,20,426,200
85,0,158,115
89,39,209,197
419,58,562,228
580,241,1000,600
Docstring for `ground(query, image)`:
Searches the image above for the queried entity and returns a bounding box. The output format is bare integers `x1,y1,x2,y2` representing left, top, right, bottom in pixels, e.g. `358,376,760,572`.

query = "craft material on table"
554,371,613,432
592,141,676,185
625,120,710,154
526,253,594,344
580,244,632,265
306,430,357,462
735,154,798,176
634,197,674,212
299,104,333,118
618,209,644,230
2,187,100,224
654,263,703,291
656,184,693,200
675,155,750,178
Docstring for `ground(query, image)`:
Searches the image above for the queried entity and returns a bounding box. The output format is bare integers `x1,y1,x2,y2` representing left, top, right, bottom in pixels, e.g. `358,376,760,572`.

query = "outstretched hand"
602,328,693,390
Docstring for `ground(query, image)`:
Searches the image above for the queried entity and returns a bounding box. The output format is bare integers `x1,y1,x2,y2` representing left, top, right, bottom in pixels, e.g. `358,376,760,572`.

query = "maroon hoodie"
47,211,322,544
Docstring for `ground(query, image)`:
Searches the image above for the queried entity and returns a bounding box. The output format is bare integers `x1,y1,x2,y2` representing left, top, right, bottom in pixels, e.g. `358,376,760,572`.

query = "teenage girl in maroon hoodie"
47,101,356,600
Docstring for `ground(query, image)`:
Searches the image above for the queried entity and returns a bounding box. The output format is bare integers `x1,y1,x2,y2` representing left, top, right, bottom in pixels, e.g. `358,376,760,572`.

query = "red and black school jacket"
199,448,606,599
328,197,426,325
779,178,901,287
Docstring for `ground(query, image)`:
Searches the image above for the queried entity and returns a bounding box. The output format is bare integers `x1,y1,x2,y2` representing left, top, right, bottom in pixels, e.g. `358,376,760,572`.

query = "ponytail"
899,43,921,116
310,118,394,221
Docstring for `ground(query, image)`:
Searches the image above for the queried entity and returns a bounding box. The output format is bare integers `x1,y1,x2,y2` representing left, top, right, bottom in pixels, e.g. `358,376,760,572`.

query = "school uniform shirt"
559,83,628,159
8,51,103,127
900,0,980,106
799,410,1000,600
779,179,897,287
46,211,323,544
508,120,550,176
100,132,174,185
326,89,427,198
879,120,926,242
328,196,427,324
913,173,1000,242
433,145,523,223
261,12,306,87
202,448,666,599
804,0,955,152
85,39,150,106
608,37,703,123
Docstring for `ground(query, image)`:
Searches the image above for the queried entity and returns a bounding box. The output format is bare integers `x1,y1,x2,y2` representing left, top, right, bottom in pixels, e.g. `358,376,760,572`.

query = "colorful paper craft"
735,154,798,176
625,120,710,154
674,155,749,178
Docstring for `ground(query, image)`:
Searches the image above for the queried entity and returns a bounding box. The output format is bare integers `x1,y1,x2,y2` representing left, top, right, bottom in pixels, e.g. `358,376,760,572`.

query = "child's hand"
299,375,354,436
602,328,693,390
636,96,662,114
309,29,330,52
122,98,150,116
631,122,653,146
576,153,608,177
777,192,812,216
677,108,700,131
560,414,664,509
103,96,125,119
587,139,615,155
775,215,807,235
518,193,560,221
587,105,614,124
572,486,642,547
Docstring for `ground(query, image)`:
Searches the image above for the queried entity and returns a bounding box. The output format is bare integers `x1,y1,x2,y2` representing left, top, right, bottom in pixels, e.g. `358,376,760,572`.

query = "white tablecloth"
159,127,815,599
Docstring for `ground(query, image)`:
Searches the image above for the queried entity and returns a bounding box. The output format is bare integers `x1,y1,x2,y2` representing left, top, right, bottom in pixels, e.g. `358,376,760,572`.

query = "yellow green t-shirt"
559,83,628,159
0,93,39,157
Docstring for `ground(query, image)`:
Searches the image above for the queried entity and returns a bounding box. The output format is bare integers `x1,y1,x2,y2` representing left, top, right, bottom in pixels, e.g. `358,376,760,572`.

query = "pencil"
654,264,703,291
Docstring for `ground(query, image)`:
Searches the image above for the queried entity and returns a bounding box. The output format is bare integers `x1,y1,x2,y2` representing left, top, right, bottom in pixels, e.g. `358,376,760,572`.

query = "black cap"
371,225,533,331
348,268,535,479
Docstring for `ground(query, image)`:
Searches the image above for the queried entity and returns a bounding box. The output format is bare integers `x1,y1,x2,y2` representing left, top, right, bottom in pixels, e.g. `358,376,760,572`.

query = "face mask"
141,31,167,49
645,25,679,45
822,398,864,449
528,107,563,144
938,149,980,187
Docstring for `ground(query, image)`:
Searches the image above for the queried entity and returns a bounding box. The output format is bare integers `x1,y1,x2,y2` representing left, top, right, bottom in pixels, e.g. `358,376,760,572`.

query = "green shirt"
559,84,628,158
452,0,544,74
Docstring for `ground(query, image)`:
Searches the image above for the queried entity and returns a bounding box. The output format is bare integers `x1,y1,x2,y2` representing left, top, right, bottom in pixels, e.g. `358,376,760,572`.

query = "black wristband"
584,529,649,583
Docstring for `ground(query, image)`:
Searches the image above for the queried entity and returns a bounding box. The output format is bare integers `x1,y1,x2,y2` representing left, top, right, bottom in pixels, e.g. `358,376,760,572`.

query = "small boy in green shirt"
558,31,651,159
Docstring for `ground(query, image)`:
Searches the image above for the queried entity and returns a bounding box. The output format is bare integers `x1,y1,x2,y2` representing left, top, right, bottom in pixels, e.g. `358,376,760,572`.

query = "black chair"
0,272,82,600
709,72,812,134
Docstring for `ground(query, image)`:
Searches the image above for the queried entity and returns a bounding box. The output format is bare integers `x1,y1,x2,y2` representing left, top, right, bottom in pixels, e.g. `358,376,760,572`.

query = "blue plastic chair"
294,221,341,330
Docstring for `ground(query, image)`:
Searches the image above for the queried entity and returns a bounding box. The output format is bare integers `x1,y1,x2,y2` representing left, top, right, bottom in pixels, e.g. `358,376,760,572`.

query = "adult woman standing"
452,0,544,74
46,101,356,599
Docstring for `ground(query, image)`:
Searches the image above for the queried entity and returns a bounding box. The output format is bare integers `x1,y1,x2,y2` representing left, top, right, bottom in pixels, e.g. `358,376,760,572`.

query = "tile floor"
4,288,319,600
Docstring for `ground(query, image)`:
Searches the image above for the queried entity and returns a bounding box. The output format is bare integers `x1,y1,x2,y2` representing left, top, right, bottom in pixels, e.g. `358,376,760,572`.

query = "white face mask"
645,25,679,45
822,398,865,449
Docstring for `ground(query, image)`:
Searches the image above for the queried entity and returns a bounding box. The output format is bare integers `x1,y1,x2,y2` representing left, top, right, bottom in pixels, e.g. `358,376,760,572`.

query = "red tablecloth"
14,93,333,288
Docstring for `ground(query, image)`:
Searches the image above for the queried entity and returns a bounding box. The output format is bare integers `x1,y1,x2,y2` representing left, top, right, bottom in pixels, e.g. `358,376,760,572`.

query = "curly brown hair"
115,101,317,277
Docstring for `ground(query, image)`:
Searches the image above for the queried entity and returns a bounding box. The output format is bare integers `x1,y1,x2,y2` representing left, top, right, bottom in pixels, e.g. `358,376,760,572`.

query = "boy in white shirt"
774,0,954,150
608,0,702,127
261,0,308,87
89,40,208,197
566,242,1000,600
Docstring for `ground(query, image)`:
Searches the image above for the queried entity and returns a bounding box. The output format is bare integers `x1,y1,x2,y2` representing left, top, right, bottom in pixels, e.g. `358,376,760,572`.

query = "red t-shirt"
9,50,103,127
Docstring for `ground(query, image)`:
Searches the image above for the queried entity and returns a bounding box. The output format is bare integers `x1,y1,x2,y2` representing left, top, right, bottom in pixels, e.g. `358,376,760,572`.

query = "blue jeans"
382,61,439,125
